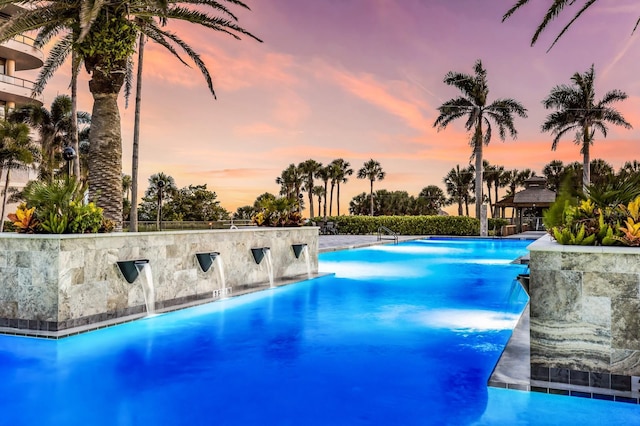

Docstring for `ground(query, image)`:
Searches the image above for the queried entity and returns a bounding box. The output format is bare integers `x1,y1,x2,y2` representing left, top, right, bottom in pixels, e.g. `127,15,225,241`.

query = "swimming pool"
1,238,639,425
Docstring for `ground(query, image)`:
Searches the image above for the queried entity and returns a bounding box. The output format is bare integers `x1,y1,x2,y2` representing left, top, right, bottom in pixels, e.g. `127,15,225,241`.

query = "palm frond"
33,35,73,96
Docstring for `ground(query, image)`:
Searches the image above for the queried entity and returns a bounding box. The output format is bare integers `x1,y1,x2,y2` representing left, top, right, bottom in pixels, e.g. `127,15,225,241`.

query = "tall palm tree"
443,165,474,216
330,158,353,216
312,185,324,219
434,59,527,219
122,173,132,203
298,159,322,219
503,1,640,51
619,160,640,179
492,164,506,217
0,0,260,228
483,160,496,217
10,95,90,182
130,33,146,232
357,159,385,216
315,166,331,218
541,65,631,192
0,121,38,231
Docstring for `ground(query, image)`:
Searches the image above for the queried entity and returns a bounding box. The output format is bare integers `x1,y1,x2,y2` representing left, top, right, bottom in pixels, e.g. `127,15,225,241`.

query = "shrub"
312,215,479,236
7,178,106,234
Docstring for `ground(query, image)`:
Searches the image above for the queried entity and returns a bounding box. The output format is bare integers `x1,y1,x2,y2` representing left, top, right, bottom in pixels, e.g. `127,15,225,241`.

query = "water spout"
196,252,220,273
116,259,155,314
292,243,311,279
116,259,149,284
213,254,228,298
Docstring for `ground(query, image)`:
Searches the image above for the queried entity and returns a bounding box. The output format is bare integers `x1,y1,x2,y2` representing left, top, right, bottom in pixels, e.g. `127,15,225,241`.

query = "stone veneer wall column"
528,235,640,394
0,228,318,336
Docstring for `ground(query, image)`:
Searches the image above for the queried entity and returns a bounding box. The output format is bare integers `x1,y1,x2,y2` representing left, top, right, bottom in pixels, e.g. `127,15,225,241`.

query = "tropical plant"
137,173,178,222
298,159,322,219
330,158,353,216
252,196,302,227
16,178,105,234
503,0,640,51
276,164,303,212
0,121,38,232
9,95,91,182
615,196,640,246
443,165,474,216
0,0,260,228
164,184,229,221
312,185,324,218
7,204,38,233
541,65,631,191
233,205,255,221
357,159,386,216
434,59,527,219
418,185,447,215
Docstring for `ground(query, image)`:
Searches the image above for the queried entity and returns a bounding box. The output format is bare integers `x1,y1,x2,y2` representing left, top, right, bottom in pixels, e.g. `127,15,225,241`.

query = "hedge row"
311,215,480,236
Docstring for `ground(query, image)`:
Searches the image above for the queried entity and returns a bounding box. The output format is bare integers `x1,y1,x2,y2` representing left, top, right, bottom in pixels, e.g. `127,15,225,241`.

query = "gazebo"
495,176,556,232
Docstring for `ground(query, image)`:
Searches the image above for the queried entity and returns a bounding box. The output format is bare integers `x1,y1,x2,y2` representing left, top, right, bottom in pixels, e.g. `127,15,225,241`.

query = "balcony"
0,74,43,105
0,34,44,70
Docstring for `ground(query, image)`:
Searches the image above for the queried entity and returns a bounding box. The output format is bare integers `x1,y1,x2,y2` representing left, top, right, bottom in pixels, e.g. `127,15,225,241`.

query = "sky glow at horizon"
38,0,640,216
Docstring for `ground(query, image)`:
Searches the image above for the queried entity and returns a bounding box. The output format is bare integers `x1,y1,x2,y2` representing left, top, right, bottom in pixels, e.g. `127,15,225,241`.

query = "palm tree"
122,174,132,203
492,164,506,217
619,160,640,179
330,158,353,216
298,159,322,219
590,159,614,188
418,185,447,215
315,166,331,218
357,159,385,216
10,95,90,182
434,60,527,219
443,165,474,216
541,65,631,192
130,33,146,232
503,1,640,51
144,172,177,228
312,185,324,219
542,160,565,193
483,161,497,217
0,121,38,231
0,0,260,228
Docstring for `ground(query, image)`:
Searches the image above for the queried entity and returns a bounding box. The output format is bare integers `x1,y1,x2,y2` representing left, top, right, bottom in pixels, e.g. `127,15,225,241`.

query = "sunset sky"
40,0,640,216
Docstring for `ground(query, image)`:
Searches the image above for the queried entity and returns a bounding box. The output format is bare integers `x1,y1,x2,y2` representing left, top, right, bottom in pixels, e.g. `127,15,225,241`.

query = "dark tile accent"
548,388,570,396
590,372,610,389
508,383,529,391
593,393,615,401
614,396,638,404
17,319,28,329
611,374,632,392
530,365,549,381
531,386,549,394
550,368,570,384
570,370,590,386
8,319,19,329
0,317,9,327
488,381,507,388
570,391,592,399
49,322,58,331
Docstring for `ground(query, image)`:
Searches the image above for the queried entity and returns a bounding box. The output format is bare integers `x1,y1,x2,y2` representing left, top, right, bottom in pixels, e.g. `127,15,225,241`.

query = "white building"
0,5,44,222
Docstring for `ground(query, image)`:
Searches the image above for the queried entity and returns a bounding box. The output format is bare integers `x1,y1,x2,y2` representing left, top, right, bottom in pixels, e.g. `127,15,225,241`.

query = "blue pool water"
1,238,639,425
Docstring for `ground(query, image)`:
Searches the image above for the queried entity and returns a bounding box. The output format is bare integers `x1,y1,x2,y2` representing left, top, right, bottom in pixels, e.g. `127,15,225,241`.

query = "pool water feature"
0,238,639,425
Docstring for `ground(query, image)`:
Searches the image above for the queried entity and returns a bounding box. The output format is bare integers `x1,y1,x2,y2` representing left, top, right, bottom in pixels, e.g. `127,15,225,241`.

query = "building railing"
0,73,35,90
10,34,36,47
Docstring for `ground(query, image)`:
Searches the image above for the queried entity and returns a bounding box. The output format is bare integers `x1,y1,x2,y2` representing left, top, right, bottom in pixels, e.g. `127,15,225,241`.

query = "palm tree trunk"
337,182,341,216
457,196,463,216
0,168,10,232
130,34,145,232
308,178,314,219
70,51,81,178
582,127,590,192
486,181,493,218
370,180,374,216
87,91,124,230
323,182,328,218
475,141,483,219
329,182,335,216
317,196,321,218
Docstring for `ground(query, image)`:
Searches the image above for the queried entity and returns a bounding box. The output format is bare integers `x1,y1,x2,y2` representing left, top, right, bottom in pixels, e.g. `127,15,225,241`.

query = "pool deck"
319,231,546,394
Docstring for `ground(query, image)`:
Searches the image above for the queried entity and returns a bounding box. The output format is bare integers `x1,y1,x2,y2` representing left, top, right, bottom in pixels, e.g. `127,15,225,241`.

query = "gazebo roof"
495,177,556,208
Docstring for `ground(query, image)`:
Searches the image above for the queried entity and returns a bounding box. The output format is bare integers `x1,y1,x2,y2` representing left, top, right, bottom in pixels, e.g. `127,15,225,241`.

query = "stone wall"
0,227,318,336
529,235,640,393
